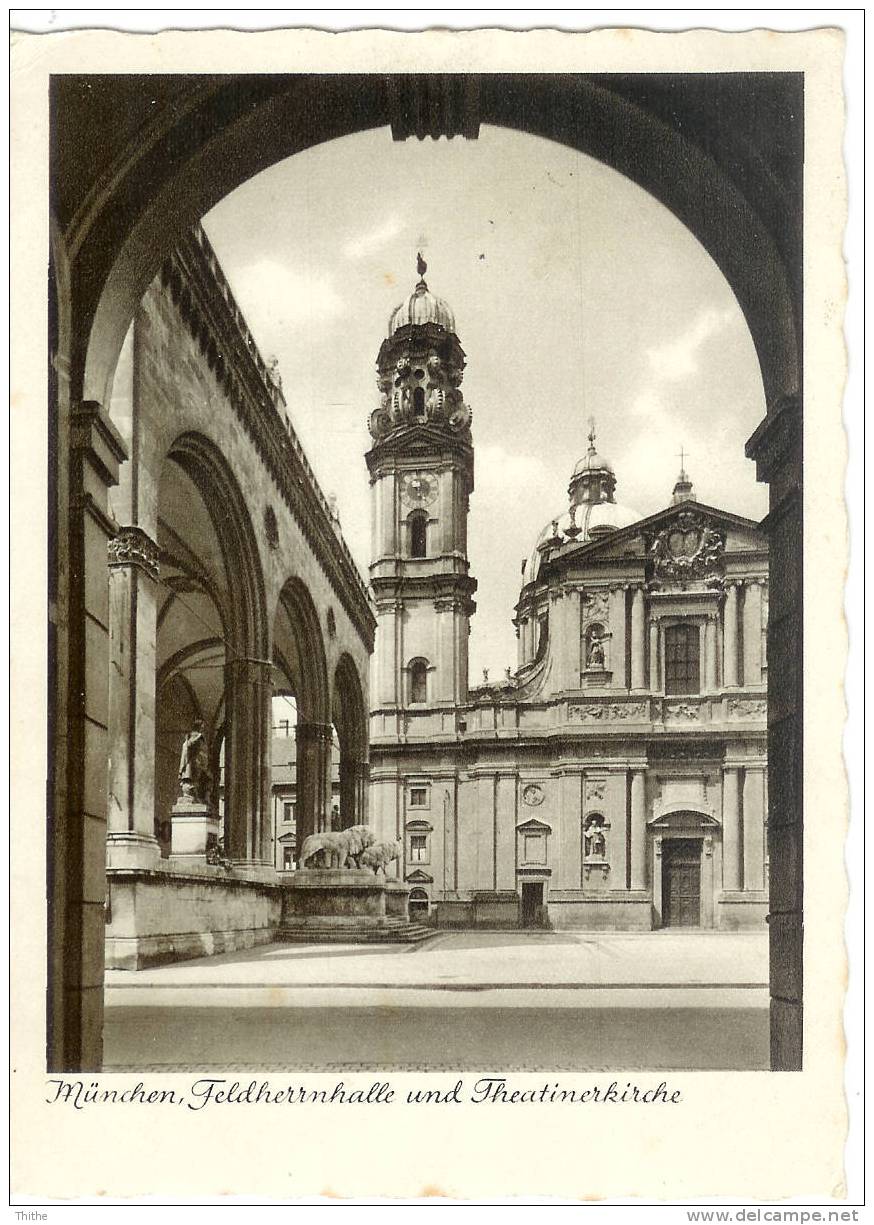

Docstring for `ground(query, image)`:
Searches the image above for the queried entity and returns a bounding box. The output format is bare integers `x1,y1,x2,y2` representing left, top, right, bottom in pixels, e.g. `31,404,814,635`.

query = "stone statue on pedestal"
178,720,211,803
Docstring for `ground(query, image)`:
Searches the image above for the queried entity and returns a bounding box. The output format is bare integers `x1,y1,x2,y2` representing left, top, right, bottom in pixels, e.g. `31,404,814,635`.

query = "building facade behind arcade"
367,266,769,931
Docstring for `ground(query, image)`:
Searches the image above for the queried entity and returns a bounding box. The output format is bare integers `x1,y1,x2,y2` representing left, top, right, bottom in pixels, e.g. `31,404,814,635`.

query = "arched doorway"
409,888,430,921
50,72,801,1070
651,810,721,930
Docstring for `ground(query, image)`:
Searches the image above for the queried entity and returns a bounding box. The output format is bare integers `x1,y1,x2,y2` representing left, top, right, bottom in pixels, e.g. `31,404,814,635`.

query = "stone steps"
275,920,435,945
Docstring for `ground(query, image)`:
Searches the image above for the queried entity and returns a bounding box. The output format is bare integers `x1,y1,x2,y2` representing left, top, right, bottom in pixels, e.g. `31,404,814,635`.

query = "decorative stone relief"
728,698,767,719
569,702,649,723
665,701,701,721
582,590,610,624
107,526,160,580
585,778,606,803
647,511,725,587
521,783,545,807
263,504,279,548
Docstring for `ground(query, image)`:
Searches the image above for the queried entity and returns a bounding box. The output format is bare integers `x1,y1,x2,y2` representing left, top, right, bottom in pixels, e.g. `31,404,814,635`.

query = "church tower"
366,256,476,719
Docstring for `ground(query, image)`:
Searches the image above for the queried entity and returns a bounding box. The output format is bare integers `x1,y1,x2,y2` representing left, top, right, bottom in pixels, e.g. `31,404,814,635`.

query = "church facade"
367,265,769,931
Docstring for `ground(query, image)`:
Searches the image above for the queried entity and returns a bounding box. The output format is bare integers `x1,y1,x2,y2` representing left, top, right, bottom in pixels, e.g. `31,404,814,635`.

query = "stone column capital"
108,525,160,580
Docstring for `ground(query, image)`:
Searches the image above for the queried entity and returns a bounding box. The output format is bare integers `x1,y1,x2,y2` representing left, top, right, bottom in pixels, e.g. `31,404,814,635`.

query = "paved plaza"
104,930,769,1073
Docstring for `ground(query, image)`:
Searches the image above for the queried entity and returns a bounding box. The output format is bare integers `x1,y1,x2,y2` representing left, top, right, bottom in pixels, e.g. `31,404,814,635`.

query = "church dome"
573,447,615,477
388,254,455,336
524,500,642,585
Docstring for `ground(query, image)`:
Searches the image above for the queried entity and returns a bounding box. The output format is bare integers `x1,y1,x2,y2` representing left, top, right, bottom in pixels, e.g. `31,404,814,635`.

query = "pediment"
405,869,434,884
515,818,552,834
649,809,720,828
571,501,766,564
405,819,434,833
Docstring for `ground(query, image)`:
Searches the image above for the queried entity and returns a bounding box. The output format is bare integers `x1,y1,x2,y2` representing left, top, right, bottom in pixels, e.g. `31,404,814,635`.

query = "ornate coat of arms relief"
647,511,725,587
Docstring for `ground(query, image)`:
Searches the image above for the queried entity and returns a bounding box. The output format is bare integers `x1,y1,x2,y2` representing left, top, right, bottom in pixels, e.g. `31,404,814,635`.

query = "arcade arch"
51,72,802,1071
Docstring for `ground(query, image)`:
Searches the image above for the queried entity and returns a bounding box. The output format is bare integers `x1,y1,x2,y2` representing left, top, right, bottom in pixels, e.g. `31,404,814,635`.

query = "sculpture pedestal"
170,798,219,860
277,869,431,943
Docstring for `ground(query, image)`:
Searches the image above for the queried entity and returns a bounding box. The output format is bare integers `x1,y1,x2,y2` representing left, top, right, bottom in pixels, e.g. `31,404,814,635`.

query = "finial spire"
417,251,428,280
587,416,597,454
671,445,695,504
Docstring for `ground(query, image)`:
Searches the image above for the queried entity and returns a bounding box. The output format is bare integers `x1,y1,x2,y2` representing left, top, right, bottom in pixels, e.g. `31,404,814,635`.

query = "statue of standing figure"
178,720,211,803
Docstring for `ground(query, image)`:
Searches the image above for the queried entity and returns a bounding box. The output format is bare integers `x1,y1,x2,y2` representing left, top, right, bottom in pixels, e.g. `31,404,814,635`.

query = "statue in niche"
585,625,610,669
584,817,607,860
178,720,211,804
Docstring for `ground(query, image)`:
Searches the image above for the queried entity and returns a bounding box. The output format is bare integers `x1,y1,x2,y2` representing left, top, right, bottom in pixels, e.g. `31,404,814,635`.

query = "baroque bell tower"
366,256,476,719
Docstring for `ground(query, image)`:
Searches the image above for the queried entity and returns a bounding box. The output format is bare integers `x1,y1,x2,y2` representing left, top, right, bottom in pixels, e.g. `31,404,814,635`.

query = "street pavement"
103,930,769,1072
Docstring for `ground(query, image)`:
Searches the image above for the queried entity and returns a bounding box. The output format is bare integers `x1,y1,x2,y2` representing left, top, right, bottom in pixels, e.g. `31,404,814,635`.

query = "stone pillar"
743,580,764,686
722,767,741,890
339,755,369,828
630,587,646,691
295,721,334,853
354,760,370,827
106,526,162,869
609,585,627,688
723,582,740,688
743,767,766,891
224,657,272,870
54,398,128,1071
648,619,659,693
704,615,719,693
629,769,647,889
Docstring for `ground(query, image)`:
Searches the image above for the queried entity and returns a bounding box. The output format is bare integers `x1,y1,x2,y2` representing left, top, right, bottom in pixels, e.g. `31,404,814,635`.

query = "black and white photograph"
11,16,855,1207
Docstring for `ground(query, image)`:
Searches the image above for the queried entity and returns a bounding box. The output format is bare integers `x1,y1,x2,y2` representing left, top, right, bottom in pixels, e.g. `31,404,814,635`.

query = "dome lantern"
568,421,617,507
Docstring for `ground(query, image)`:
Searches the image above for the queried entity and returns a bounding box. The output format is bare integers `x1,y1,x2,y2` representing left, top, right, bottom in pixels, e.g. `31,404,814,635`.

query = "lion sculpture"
299,823,376,870
359,838,402,875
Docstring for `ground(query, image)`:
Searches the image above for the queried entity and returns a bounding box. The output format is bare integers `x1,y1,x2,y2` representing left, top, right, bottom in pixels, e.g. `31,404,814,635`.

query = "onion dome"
388,253,456,335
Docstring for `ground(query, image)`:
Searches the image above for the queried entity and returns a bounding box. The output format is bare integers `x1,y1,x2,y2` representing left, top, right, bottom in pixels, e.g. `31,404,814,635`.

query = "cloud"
226,259,345,337
646,307,735,381
342,216,402,260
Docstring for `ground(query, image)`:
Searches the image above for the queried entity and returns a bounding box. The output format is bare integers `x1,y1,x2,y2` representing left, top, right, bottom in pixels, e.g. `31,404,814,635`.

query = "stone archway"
273,579,331,850
50,71,802,1070
165,434,271,869
332,653,369,830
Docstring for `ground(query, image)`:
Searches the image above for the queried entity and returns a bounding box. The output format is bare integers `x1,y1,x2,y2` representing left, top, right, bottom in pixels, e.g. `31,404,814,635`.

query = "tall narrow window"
409,510,427,558
413,387,426,418
410,659,428,704
664,623,700,695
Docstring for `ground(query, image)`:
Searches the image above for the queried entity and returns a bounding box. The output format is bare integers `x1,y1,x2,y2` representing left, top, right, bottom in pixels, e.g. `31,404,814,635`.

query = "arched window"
413,386,426,418
409,659,428,704
664,622,700,695
408,510,428,558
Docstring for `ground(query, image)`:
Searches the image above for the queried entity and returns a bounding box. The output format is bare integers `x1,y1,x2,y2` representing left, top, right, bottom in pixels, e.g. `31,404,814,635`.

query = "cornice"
163,227,375,648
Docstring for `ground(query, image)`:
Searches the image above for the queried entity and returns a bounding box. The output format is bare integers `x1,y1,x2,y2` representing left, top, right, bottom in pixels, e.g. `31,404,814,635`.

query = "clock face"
400,472,438,507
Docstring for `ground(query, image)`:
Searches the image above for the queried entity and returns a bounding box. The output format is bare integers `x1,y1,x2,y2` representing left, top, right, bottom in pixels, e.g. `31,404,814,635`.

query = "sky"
203,124,768,681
